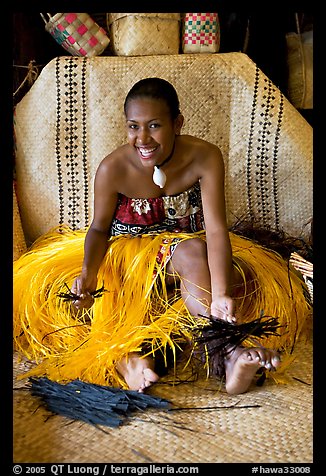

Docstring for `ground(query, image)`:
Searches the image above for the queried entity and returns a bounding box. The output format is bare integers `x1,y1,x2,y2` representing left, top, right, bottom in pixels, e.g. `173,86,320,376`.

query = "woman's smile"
137,145,159,160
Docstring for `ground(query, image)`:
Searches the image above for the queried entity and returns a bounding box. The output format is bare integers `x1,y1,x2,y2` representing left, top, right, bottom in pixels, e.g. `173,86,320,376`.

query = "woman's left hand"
210,295,236,324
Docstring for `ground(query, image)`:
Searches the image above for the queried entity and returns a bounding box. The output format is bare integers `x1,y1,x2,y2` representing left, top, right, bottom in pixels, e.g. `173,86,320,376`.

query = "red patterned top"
110,182,205,236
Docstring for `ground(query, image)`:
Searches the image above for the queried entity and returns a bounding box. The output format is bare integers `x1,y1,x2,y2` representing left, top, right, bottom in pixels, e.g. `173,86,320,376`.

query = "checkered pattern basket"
40,13,110,57
182,13,220,53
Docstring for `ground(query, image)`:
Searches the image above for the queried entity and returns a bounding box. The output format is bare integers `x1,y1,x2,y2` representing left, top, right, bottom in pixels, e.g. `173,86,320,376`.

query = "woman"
14,78,309,394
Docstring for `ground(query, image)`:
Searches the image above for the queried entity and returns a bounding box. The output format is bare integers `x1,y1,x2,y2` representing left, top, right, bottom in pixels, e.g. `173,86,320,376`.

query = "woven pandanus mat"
13,333,312,464
13,53,312,245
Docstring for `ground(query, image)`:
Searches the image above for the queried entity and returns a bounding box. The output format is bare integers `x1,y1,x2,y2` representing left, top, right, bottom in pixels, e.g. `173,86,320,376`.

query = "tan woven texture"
107,13,180,56
13,183,27,260
13,330,312,463
286,30,313,109
14,53,312,245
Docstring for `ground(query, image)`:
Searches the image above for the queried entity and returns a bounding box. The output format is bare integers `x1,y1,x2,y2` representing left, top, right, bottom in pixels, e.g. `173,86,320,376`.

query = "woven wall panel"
13,184,27,260
14,53,312,244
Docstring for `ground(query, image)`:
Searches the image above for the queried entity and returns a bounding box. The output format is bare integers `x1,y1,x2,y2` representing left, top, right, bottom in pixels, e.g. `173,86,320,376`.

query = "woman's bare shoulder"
182,134,222,153
99,144,129,168
96,145,131,177
180,135,223,167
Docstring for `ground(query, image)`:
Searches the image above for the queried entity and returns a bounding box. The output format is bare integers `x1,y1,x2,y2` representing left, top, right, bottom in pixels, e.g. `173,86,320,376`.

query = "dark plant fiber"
29,377,171,428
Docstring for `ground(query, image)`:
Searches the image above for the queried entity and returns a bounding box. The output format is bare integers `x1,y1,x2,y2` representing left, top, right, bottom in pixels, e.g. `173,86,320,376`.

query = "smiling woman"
13,78,310,396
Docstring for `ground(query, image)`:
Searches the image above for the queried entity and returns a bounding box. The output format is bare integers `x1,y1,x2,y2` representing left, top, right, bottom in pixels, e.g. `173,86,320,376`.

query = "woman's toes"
271,355,281,369
143,368,159,383
138,380,146,393
261,352,280,371
246,350,259,362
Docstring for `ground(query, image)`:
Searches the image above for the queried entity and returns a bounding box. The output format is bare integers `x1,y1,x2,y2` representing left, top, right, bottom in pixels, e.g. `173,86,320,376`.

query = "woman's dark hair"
124,77,181,119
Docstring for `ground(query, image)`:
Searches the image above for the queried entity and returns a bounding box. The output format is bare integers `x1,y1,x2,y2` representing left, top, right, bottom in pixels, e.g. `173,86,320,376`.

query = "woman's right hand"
70,273,98,310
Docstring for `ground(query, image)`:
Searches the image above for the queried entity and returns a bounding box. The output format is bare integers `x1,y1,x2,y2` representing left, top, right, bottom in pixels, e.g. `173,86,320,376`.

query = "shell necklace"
152,141,175,189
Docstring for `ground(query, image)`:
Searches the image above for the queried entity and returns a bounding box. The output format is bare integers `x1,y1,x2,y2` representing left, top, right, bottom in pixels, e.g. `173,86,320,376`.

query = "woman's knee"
231,259,257,298
171,238,208,272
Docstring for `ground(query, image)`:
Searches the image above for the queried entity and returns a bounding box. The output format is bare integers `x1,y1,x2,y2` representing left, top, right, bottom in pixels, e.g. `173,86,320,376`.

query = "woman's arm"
71,156,119,309
199,143,236,322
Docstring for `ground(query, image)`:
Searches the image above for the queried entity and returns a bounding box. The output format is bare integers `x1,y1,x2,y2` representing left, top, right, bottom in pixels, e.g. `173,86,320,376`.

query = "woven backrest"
14,53,312,245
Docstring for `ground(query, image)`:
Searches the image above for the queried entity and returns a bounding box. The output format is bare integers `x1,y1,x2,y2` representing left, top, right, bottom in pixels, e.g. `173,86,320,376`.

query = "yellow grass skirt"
13,226,311,387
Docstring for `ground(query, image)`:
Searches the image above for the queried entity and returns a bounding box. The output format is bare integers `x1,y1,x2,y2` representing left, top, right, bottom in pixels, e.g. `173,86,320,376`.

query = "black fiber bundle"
191,313,282,377
57,283,107,301
29,377,171,427
193,313,282,355
230,217,313,261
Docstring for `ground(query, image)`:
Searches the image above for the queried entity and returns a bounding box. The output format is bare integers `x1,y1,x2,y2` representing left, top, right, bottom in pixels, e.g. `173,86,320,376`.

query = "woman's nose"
137,127,150,144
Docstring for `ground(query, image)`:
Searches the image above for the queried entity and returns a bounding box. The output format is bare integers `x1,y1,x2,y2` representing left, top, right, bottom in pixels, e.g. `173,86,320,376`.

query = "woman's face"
125,97,182,169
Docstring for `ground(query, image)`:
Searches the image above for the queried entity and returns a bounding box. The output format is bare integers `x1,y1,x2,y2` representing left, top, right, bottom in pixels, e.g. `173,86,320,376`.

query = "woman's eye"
150,123,160,129
128,124,138,130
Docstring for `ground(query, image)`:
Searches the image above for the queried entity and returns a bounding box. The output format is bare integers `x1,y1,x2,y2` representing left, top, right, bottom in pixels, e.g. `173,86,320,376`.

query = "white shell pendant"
153,166,167,188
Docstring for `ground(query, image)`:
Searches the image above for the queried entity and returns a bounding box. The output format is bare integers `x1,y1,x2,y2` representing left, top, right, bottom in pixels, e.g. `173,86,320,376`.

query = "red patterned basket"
40,13,110,57
182,13,220,53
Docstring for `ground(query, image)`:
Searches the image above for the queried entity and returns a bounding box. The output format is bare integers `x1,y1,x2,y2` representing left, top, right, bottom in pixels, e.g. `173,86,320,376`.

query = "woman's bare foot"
116,353,159,392
224,346,281,395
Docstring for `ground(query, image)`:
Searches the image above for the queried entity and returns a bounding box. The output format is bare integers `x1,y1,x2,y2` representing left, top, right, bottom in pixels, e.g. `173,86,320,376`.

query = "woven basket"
182,13,220,53
286,31,313,109
107,13,180,56
286,13,313,110
289,252,313,303
40,13,110,57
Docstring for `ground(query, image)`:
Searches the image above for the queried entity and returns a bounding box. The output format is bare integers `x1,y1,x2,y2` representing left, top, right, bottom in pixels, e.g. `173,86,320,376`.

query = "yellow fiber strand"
13,226,311,387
